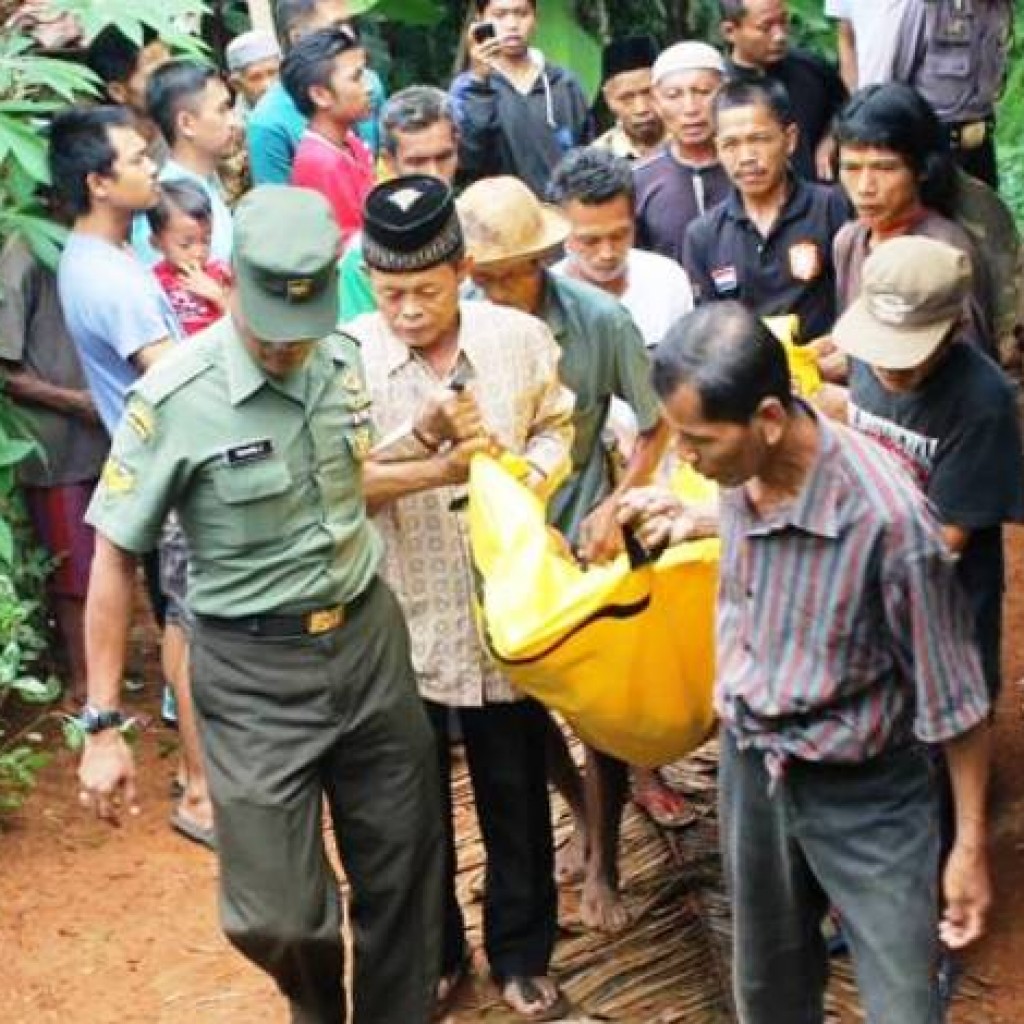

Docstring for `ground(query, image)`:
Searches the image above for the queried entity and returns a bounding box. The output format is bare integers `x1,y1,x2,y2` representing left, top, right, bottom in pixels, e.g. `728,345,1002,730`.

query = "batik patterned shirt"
350,300,574,706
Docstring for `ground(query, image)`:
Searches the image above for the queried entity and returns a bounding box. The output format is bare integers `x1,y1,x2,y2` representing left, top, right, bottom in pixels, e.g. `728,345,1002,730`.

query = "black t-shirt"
683,177,851,342
726,50,847,181
849,341,1024,696
633,146,731,265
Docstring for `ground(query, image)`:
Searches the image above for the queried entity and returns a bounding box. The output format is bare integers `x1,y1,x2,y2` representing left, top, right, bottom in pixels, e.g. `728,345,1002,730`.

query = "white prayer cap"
651,41,727,84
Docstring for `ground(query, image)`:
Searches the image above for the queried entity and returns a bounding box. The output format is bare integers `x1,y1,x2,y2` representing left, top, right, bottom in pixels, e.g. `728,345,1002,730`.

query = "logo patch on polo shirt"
788,242,822,282
711,265,739,295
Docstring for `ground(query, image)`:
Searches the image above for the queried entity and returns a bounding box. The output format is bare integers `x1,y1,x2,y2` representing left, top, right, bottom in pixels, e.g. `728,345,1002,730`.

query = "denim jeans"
719,729,944,1024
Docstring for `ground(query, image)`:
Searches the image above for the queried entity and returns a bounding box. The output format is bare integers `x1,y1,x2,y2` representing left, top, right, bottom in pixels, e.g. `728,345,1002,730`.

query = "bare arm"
940,724,991,949
836,19,858,92
940,525,971,556
578,419,670,562
363,436,492,515
130,338,176,374
1,363,100,423
77,535,140,824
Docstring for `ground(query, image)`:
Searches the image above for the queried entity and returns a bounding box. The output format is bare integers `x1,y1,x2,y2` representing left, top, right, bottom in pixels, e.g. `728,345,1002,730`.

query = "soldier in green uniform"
76,186,445,1024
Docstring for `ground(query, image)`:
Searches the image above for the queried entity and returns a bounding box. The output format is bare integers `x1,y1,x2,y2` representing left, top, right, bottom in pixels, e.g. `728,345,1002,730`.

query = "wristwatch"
79,705,126,735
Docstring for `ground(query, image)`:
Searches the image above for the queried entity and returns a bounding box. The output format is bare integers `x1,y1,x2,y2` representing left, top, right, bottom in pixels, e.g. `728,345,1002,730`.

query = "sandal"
498,975,570,1021
632,782,697,829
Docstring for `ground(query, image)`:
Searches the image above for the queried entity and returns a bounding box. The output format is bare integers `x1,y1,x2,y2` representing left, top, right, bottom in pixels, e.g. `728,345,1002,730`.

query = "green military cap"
233,185,341,343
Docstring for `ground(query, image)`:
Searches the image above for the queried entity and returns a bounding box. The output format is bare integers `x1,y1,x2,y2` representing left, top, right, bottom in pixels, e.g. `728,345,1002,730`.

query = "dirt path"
4,528,1023,1024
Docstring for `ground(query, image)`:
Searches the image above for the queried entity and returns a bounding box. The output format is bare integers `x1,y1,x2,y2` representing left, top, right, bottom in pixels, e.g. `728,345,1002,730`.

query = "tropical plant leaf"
532,0,603,102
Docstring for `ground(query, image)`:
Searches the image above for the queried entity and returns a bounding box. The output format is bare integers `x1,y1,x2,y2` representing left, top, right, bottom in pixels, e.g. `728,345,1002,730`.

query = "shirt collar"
743,404,844,540
539,271,568,341
224,321,269,405
725,174,810,227
379,304,488,381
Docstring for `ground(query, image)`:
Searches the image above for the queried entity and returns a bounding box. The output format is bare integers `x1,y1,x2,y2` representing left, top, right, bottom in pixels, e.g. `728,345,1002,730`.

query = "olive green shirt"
540,272,662,542
87,318,382,617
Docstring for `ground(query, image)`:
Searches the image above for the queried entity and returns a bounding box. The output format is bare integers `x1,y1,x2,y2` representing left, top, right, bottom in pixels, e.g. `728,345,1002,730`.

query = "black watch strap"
80,705,125,735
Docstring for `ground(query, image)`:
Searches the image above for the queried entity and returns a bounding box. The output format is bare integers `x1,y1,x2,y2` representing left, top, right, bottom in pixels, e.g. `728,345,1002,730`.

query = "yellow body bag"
468,455,719,767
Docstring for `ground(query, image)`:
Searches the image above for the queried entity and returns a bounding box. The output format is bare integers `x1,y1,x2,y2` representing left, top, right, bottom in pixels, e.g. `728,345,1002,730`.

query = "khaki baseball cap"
832,236,971,370
457,176,569,268
232,185,341,343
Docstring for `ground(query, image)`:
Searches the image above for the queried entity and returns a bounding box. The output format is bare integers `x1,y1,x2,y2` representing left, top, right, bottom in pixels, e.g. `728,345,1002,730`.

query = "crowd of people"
1,0,1021,1022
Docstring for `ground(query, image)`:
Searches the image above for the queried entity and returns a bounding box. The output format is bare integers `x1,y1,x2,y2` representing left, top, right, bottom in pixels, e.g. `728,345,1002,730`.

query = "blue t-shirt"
131,158,234,267
247,72,385,185
58,232,183,434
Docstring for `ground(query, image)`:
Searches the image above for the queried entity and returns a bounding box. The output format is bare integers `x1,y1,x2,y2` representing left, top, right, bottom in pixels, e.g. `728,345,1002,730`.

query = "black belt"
197,583,374,638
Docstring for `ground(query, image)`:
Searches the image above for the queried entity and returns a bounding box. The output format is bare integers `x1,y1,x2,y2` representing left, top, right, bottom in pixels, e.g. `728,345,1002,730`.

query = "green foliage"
995,8,1024,224
0,394,60,815
0,0,209,266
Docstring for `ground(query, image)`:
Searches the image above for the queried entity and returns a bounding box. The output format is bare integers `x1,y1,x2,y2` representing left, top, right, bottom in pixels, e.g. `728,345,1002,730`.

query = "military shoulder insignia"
340,367,364,394
100,457,136,495
125,397,155,443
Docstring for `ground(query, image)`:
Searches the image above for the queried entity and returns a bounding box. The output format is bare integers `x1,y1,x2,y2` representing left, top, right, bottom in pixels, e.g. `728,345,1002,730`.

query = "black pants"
192,579,442,1024
425,698,557,982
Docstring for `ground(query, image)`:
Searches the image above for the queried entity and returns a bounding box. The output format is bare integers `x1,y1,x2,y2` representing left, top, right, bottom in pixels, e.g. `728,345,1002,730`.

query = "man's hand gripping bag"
468,455,719,767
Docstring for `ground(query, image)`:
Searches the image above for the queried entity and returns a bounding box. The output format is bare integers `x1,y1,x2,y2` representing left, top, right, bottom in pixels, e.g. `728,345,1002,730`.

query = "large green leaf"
532,0,603,102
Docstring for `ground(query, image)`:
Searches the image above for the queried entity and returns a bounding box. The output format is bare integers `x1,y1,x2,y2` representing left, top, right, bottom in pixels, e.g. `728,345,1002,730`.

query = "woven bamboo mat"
443,740,996,1023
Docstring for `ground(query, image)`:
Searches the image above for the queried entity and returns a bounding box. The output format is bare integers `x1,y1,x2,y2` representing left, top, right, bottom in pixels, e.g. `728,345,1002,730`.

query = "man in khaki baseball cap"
833,235,972,381
836,233,1024,713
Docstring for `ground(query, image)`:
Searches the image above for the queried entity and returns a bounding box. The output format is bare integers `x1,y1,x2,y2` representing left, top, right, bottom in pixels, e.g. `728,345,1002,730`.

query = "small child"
148,179,232,336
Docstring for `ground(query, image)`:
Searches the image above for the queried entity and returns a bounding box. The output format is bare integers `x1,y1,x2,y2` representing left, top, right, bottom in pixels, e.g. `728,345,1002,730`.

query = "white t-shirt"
554,248,694,348
553,248,694,454
825,0,909,87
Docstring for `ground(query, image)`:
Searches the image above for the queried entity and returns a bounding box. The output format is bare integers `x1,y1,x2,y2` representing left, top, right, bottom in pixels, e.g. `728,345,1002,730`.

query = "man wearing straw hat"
459,175,677,935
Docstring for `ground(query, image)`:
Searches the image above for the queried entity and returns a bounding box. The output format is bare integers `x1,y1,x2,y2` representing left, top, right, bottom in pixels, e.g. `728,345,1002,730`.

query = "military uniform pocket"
211,459,293,545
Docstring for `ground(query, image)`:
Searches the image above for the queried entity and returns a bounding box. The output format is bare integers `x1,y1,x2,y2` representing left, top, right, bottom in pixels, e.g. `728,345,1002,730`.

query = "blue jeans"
719,730,943,1024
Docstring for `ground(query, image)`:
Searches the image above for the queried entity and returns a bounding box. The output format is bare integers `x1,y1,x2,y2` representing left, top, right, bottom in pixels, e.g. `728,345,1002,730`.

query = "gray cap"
226,30,282,73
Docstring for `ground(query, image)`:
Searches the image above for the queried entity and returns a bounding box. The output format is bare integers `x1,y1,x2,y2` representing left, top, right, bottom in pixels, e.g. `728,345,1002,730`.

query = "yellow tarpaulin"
469,455,718,766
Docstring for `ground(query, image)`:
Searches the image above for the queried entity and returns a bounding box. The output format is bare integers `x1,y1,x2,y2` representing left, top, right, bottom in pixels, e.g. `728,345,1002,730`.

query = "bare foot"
554,827,586,886
580,874,630,933
632,772,696,829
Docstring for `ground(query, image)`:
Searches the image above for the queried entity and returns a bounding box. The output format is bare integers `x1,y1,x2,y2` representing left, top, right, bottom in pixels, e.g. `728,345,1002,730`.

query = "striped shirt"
716,407,989,772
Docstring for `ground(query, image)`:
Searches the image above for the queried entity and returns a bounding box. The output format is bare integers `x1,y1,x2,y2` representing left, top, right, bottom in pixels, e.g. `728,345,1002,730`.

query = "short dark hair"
713,77,794,128
380,86,455,156
281,25,361,117
835,83,956,217
145,61,219,146
47,105,134,217
718,0,749,22
652,302,793,422
473,0,536,12
546,147,635,211
85,25,158,87
146,178,213,235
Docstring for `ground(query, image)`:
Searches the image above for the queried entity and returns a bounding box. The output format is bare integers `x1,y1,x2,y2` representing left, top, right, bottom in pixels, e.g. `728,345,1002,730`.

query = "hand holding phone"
467,20,501,79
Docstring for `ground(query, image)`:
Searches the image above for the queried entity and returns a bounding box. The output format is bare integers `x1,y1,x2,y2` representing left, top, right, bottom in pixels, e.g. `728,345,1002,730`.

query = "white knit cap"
651,41,727,84
226,30,282,73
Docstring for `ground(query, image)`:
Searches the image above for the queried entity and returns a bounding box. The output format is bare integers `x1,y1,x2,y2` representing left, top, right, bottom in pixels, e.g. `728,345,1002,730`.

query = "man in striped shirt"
619,301,991,1024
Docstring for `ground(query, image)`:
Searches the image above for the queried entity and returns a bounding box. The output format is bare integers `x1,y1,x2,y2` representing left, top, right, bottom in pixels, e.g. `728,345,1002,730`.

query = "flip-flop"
632,785,697,829
170,809,217,851
498,976,571,1022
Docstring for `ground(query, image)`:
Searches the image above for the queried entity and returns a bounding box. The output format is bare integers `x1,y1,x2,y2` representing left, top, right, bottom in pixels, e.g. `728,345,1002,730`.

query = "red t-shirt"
153,259,232,337
290,129,376,244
